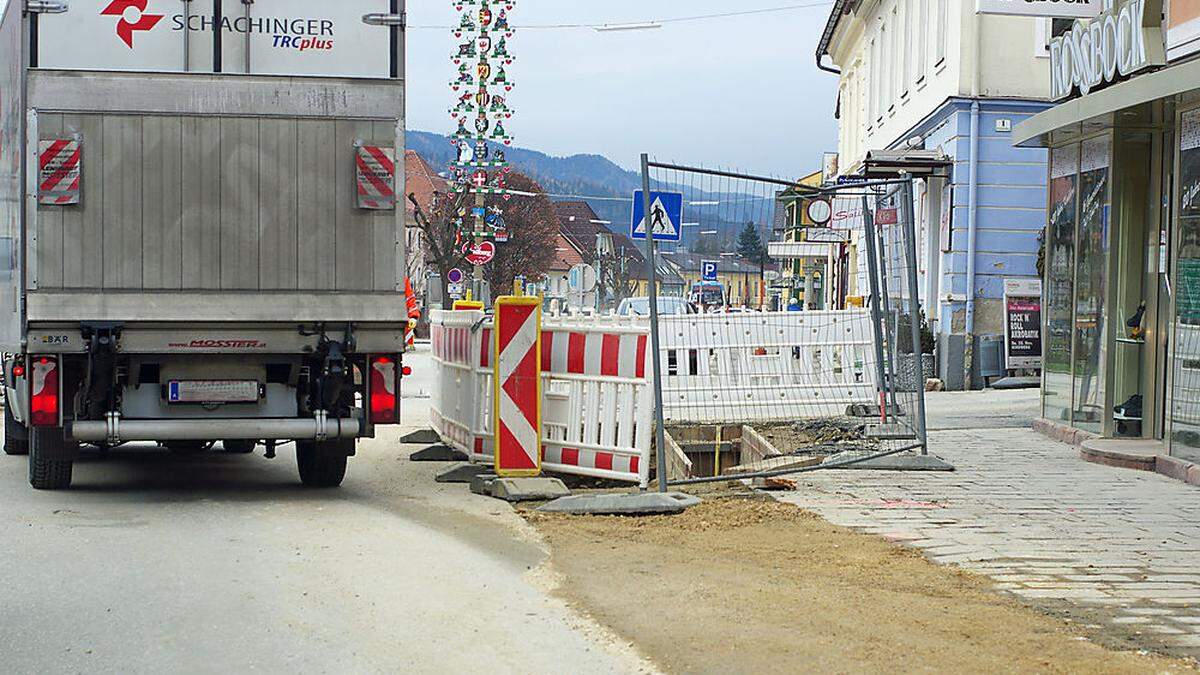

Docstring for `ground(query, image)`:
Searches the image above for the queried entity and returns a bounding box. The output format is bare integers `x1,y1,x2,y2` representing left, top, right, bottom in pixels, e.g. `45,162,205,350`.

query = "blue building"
816,0,1053,388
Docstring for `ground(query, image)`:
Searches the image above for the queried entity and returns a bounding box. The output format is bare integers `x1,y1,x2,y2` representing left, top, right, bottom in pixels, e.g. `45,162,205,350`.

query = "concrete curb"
1078,440,1157,472
491,477,570,502
1034,418,1200,487
410,445,470,462
399,429,442,445
434,463,493,483
537,492,701,515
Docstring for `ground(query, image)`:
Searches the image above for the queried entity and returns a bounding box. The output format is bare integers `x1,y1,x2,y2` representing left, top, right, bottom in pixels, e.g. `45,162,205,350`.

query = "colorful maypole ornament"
448,0,517,250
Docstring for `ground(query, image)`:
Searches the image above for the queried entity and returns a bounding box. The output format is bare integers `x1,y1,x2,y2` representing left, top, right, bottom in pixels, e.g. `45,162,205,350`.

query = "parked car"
616,297,696,317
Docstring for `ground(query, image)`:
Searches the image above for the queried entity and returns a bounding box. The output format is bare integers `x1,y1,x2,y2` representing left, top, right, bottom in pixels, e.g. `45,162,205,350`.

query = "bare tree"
408,171,557,307
483,173,558,294
597,242,641,310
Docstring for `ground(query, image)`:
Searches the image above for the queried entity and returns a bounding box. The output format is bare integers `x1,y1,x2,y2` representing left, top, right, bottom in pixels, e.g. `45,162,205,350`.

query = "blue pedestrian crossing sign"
701,260,719,282
631,190,684,242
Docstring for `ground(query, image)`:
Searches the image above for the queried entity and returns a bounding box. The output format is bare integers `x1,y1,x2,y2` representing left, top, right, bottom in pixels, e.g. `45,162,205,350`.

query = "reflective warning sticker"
355,143,396,210
38,138,81,206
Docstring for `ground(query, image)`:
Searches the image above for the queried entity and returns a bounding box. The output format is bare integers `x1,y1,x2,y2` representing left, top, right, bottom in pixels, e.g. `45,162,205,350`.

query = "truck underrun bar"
67,417,360,444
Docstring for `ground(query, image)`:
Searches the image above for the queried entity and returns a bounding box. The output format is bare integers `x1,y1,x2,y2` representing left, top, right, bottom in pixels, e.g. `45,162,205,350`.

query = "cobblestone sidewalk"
776,426,1200,660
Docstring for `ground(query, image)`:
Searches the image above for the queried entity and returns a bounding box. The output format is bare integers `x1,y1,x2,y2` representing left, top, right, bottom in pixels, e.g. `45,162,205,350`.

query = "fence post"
861,194,891,425
899,176,930,453
641,154,670,493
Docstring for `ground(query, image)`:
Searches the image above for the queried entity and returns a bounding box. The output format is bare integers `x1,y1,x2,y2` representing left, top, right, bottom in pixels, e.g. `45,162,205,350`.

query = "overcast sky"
405,1,838,179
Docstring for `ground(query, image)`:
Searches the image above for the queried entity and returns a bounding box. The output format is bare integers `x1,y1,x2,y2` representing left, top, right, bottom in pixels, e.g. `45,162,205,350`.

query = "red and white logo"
101,0,163,49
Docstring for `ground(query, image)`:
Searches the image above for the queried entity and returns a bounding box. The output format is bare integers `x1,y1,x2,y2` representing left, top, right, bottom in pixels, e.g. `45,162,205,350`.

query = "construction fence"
427,161,931,488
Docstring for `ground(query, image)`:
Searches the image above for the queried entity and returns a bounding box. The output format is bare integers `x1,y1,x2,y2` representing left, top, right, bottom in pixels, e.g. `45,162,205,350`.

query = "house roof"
554,201,611,258
816,0,866,73
553,201,686,285
550,233,585,271
405,150,448,218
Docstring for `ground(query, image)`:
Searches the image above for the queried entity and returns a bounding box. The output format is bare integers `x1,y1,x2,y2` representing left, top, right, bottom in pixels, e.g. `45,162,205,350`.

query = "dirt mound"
528,498,1195,674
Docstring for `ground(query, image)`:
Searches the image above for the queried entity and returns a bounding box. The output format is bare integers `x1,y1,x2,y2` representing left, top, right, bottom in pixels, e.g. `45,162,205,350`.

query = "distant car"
616,297,696,317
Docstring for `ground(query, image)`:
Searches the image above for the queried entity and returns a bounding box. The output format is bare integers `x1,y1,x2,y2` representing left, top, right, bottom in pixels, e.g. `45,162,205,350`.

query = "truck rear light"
12,364,25,378
369,355,399,425
402,365,412,377
30,356,60,427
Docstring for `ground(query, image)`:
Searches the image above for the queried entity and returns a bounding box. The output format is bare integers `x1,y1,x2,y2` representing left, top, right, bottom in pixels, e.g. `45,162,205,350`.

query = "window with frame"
901,0,911,95
916,0,927,78
881,18,892,111
870,36,880,121
935,0,947,65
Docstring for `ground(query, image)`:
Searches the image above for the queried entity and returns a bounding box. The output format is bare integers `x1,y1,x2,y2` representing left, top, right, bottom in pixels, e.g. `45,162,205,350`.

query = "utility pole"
595,231,603,313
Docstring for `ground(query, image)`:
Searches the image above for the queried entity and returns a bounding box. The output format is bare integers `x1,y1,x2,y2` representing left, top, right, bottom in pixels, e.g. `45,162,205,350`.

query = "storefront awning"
768,241,835,259
1014,58,1200,147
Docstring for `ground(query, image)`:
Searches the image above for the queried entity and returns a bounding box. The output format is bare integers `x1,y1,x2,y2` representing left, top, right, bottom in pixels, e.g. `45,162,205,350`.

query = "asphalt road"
0,348,643,674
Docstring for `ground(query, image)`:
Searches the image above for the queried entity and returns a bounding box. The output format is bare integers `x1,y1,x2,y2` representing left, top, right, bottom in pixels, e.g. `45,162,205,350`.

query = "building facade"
661,251,778,308
818,0,1054,388
1015,0,1200,469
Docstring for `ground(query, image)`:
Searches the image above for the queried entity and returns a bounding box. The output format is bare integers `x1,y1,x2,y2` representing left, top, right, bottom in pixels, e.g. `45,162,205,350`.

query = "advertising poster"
1004,279,1044,370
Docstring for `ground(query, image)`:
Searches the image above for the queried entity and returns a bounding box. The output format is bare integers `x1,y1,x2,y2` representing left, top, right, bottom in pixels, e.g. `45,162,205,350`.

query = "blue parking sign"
701,260,719,282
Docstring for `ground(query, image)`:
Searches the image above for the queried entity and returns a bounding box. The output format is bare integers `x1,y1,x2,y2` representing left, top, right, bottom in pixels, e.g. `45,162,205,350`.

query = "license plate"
166,380,261,404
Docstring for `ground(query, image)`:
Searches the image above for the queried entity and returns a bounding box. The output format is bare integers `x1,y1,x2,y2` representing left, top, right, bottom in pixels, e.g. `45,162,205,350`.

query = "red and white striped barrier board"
355,143,396,210
38,138,81,206
540,330,647,379
493,296,542,477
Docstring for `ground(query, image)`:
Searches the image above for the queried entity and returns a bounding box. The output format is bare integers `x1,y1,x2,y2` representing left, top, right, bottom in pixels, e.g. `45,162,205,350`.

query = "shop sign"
977,0,1102,18
1166,0,1200,60
1049,0,1165,100
820,152,839,185
1003,279,1044,370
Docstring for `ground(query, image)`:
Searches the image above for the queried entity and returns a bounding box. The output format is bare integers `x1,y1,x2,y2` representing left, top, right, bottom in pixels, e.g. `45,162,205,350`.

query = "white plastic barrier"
429,310,652,486
429,309,492,463
656,310,877,424
539,317,653,486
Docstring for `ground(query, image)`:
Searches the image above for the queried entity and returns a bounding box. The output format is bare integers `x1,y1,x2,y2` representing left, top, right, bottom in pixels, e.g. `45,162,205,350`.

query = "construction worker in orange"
404,278,421,348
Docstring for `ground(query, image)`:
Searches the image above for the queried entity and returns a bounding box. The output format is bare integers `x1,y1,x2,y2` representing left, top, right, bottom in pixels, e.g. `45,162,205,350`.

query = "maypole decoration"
449,0,516,295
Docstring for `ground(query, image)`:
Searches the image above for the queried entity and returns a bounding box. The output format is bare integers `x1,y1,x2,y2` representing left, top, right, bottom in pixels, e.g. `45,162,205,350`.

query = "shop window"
1170,109,1200,462
1041,144,1080,422
1072,136,1112,434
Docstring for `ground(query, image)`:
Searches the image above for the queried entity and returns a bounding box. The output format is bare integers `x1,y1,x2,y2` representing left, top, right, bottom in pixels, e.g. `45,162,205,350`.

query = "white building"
817,0,1054,388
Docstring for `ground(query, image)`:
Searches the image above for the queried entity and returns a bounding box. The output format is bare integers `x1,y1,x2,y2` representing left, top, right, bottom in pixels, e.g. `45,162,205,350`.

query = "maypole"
448,0,516,300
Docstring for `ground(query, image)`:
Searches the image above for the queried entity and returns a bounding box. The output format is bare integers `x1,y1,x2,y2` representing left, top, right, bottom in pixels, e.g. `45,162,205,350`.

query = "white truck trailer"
0,0,410,489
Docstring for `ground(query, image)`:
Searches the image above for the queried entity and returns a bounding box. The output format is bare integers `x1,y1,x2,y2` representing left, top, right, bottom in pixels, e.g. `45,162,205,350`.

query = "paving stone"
1125,607,1176,616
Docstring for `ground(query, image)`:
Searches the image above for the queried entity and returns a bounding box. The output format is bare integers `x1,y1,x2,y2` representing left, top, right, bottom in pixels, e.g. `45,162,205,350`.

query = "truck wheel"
223,440,256,454
296,440,350,488
29,428,74,490
4,405,29,456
